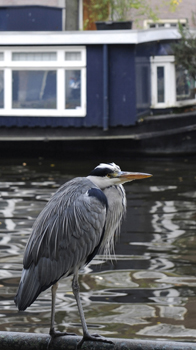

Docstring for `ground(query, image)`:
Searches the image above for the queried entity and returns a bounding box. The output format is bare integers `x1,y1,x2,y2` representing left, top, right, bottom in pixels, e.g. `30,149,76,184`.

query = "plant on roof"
83,0,158,28
83,0,182,30
172,22,196,81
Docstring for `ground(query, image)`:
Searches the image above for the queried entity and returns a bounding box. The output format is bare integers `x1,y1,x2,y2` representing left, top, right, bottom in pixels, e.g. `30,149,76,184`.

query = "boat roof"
0,28,182,46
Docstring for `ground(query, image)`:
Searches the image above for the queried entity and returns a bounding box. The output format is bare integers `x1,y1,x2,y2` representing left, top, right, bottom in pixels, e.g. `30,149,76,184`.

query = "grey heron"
15,162,152,347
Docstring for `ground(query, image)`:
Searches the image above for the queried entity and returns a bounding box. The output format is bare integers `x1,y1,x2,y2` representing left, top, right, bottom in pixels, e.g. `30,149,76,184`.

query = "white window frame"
150,55,196,109
144,19,187,29
0,46,86,117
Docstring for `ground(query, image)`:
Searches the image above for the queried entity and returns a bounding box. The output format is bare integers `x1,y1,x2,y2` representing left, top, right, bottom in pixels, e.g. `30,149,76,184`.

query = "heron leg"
72,272,114,349
50,282,58,335
72,272,89,336
49,282,76,338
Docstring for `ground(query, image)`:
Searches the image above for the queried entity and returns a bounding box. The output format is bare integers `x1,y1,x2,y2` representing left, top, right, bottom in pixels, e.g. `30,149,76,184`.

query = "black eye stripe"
89,167,113,177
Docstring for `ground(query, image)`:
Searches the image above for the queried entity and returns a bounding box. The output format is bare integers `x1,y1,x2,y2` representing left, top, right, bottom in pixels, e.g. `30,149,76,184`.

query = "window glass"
0,71,4,108
147,21,186,29
65,70,81,109
176,66,195,101
0,53,4,61
12,70,56,109
157,66,165,103
65,52,81,61
12,52,57,61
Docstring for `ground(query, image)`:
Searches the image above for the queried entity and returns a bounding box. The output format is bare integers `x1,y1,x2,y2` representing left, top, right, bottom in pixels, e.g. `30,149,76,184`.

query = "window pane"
65,52,81,61
170,23,177,27
12,70,56,109
157,66,165,103
12,52,57,61
0,71,4,108
176,66,195,101
0,53,4,61
65,70,81,109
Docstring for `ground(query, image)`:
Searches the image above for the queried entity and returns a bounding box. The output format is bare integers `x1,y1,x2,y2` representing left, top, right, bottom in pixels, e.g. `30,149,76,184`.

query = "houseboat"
0,5,195,155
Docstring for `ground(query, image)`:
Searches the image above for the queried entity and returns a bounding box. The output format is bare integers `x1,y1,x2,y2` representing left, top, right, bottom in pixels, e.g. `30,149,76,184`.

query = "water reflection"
0,157,196,341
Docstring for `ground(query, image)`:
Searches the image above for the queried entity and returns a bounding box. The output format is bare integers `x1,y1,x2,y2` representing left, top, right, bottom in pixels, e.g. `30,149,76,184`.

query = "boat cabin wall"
0,44,137,129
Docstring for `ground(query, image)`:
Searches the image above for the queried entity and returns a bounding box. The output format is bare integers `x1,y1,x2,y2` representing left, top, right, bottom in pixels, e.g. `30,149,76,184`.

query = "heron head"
87,162,152,189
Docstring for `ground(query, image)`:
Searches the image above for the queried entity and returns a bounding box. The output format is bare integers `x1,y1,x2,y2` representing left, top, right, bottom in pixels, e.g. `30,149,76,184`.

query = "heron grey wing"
33,187,108,272
23,177,95,268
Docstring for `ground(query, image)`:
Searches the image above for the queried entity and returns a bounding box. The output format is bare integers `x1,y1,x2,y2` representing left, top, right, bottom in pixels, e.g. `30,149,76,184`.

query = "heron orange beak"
118,172,152,181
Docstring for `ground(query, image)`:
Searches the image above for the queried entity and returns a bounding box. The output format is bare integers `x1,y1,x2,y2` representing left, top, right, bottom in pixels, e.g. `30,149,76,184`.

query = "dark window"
12,70,56,109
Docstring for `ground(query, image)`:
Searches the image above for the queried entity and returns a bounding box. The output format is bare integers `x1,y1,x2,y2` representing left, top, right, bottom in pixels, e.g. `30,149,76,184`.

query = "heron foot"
47,329,77,350
49,328,77,338
77,333,114,349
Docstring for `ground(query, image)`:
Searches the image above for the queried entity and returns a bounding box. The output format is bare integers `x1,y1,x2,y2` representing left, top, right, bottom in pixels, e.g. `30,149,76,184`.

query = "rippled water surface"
0,156,196,342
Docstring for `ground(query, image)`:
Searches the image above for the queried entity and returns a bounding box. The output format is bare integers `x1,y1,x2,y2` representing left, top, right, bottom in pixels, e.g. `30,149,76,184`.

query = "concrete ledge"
0,331,196,350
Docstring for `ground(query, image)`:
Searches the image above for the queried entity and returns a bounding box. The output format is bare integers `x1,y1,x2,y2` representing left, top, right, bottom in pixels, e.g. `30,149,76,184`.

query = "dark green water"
0,156,196,342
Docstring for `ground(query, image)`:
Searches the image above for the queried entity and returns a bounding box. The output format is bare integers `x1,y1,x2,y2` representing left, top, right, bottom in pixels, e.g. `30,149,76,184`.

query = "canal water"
0,156,196,342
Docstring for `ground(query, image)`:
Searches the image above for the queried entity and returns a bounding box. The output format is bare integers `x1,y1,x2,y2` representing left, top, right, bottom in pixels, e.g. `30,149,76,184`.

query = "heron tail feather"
14,265,43,311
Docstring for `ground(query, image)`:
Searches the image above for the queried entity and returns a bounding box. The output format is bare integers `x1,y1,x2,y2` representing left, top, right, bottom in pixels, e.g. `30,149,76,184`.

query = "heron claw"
47,329,77,350
77,333,114,349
